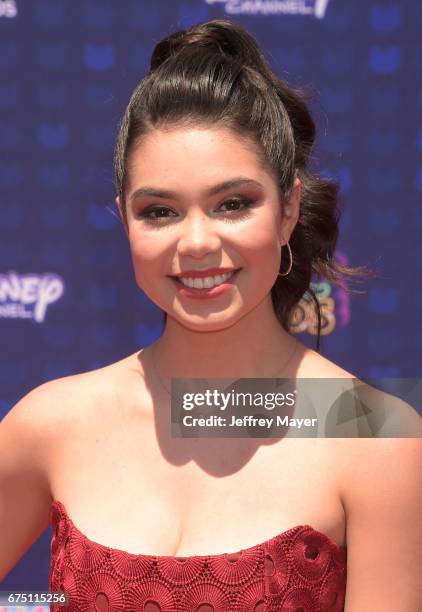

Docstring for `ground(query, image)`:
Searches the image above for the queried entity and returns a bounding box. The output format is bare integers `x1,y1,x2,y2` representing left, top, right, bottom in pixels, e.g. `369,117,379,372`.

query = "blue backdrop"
1,0,421,596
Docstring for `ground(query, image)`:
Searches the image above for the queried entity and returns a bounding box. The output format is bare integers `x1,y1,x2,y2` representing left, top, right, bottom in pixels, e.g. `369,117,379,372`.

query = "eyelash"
137,197,255,224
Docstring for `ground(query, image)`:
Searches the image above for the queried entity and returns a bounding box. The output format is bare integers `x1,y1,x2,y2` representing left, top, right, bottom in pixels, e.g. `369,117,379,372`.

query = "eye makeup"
136,196,257,224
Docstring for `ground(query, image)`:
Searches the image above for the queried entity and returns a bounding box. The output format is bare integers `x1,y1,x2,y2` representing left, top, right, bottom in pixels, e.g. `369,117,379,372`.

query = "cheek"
127,235,166,294
234,222,280,265
129,233,167,266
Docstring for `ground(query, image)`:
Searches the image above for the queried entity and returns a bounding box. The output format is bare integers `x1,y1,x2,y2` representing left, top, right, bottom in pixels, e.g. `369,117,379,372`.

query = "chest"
48,397,346,557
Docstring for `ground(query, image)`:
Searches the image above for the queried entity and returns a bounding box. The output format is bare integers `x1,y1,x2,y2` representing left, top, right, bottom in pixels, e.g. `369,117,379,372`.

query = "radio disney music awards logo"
289,251,352,336
205,0,330,18
0,0,17,18
290,281,337,336
0,271,65,323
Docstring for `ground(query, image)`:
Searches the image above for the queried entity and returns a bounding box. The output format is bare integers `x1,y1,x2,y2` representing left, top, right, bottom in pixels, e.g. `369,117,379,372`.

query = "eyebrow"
129,177,264,202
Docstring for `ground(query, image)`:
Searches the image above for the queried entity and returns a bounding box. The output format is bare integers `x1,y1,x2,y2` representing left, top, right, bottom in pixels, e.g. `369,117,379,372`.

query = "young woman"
1,19,420,612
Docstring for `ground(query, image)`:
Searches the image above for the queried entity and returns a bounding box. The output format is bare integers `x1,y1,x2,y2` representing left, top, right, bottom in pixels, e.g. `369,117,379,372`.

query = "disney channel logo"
205,0,330,18
0,271,64,323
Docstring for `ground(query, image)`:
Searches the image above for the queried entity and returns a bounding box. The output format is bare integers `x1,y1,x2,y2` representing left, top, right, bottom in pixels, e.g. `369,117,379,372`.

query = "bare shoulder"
0,356,136,581
3,353,138,448
299,346,357,379
300,348,421,437
302,351,422,604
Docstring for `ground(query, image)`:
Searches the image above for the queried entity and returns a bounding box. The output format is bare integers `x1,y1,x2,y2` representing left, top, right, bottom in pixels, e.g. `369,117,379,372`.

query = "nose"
176,210,221,259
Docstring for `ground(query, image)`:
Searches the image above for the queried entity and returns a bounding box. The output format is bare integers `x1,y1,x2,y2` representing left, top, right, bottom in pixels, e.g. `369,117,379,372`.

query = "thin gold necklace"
146,340,299,400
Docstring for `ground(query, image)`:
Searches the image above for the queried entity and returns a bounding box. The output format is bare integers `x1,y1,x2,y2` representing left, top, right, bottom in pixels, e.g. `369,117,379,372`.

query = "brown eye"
139,206,176,220
218,197,254,213
137,197,254,224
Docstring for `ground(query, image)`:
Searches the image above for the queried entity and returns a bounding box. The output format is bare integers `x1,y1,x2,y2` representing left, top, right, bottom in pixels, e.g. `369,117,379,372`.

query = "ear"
115,196,129,237
280,176,301,245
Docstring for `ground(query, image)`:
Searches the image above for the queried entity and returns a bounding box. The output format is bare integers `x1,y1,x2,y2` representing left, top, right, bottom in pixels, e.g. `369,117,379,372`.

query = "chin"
169,310,243,333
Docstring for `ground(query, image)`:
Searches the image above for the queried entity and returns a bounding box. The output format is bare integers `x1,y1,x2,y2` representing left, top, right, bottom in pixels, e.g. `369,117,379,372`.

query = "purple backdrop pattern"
0,0,420,593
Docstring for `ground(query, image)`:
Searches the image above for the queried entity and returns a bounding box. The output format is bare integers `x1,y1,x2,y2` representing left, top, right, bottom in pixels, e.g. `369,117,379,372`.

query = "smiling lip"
170,267,240,279
170,269,240,300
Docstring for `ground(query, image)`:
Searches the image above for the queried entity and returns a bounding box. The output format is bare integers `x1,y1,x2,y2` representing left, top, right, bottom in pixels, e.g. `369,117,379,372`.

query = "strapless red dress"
49,500,347,611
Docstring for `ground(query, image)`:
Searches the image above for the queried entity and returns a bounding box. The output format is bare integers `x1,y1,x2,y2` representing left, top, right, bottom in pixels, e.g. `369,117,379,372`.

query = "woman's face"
116,125,300,332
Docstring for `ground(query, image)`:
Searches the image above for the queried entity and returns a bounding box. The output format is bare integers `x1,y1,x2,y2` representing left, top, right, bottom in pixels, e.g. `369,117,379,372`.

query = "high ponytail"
114,19,376,350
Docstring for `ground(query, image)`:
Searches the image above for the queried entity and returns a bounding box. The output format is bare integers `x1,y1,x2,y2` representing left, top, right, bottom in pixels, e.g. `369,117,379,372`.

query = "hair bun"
150,19,266,73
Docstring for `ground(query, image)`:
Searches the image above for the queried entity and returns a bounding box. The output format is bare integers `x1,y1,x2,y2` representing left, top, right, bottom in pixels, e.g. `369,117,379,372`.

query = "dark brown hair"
114,19,375,351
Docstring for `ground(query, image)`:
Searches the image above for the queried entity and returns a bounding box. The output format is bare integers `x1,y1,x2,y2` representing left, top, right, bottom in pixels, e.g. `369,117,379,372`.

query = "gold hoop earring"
278,241,293,277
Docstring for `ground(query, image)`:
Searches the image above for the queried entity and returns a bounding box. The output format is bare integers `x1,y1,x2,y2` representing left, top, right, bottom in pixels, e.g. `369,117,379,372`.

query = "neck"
145,297,305,380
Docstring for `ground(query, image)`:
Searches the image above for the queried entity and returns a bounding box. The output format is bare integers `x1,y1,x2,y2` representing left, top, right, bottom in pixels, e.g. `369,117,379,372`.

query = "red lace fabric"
49,500,347,611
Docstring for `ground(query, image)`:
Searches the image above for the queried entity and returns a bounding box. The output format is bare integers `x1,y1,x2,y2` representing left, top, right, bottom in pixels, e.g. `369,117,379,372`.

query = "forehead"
127,126,270,181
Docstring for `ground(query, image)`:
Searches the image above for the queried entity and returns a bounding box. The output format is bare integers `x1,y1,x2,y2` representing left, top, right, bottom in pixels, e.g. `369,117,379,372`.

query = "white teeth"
179,270,236,289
